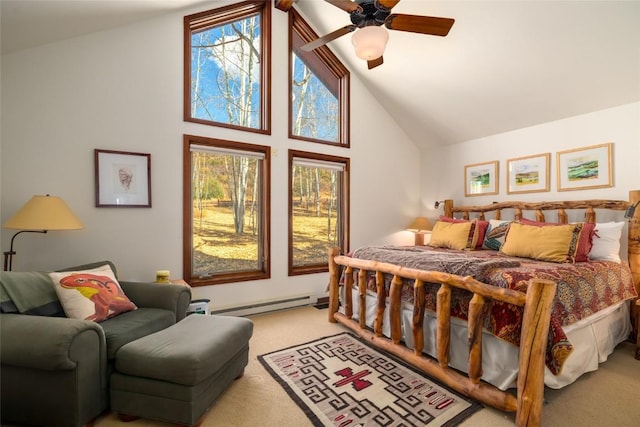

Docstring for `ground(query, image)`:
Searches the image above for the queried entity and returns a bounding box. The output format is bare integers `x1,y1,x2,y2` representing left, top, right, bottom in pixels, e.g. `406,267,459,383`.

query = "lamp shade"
3,195,84,231
406,217,432,233
351,26,389,61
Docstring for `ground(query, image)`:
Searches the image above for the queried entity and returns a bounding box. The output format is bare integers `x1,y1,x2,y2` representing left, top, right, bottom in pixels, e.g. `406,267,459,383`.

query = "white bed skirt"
343,287,632,390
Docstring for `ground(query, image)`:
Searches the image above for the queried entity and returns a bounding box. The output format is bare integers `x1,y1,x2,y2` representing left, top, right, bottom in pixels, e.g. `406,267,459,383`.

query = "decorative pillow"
482,219,512,251
437,216,488,249
500,222,576,263
429,220,477,250
49,264,137,322
589,222,625,263
518,218,595,262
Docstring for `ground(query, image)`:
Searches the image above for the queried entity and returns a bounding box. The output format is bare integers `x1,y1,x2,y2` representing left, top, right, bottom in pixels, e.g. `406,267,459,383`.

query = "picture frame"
95,149,151,207
556,143,613,191
506,153,550,194
464,160,498,196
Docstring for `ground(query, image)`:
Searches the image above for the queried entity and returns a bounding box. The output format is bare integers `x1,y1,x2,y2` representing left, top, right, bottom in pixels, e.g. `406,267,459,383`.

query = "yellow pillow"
429,221,475,250
500,222,575,263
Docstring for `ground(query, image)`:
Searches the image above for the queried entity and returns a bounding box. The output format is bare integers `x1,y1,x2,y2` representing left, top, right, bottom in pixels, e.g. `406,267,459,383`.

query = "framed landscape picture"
507,153,550,194
464,161,498,196
556,143,613,191
95,149,151,207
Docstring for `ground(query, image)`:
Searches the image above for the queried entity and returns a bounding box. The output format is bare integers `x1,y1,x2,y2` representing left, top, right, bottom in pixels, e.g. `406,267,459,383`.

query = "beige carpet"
95,306,640,427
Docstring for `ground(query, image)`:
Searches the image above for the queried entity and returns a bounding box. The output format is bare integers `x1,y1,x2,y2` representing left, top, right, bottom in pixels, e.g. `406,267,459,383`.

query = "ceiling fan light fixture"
351,26,388,61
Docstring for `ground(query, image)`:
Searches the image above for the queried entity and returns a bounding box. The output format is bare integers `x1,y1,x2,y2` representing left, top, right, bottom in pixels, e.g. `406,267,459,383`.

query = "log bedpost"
628,190,640,359
629,190,640,297
444,199,454,218
516,278,557,427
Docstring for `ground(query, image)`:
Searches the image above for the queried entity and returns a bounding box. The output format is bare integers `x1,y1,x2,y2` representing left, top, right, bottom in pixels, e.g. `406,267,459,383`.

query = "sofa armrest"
119,281,191,321
0,314,105,370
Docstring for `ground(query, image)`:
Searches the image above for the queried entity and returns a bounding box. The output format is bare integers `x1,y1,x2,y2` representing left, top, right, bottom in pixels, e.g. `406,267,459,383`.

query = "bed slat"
390,275,403,344
344,266,353,319
467,293,485,384
412,280,426,355
358,269,367,329
436,284,451,368
375,271,385,336
535,209,544,222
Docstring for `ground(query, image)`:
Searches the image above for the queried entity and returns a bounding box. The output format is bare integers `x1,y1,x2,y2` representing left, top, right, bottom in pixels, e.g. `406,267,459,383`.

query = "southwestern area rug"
258,333,482,427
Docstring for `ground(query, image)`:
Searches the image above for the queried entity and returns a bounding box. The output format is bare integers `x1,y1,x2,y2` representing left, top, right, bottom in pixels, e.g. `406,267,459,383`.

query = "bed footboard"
328,247,557,427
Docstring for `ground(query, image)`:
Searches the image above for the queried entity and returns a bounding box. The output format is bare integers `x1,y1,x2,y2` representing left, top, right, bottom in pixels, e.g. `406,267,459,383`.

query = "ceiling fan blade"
300,25,356,52
385,14,455,36
367,56,384,70
375,0,401,11
325,0,363,14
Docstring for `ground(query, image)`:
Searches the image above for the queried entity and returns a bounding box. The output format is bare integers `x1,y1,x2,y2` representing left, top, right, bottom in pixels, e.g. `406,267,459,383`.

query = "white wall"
0,3,421,310
420,102,640,256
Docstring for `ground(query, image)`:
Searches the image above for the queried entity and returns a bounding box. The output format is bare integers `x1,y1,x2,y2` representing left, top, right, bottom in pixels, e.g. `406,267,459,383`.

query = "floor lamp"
3,195,84,271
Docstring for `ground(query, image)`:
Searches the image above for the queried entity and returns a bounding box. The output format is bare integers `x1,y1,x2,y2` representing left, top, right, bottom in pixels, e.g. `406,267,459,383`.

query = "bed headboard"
442,190,640,295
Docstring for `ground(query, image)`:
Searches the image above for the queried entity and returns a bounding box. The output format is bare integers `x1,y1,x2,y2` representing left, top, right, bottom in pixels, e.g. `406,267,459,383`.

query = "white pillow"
49,264,137,322
588,222,625,263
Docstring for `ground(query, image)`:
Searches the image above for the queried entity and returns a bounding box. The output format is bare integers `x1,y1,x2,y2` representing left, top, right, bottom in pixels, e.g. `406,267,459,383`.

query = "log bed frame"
327,190,640,427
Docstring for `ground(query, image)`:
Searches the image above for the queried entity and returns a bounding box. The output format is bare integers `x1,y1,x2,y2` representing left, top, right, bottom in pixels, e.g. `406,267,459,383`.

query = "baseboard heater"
211,295,315,317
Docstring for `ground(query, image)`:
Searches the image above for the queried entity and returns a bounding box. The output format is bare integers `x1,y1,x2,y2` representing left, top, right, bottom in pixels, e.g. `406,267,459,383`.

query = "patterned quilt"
346,245,637,375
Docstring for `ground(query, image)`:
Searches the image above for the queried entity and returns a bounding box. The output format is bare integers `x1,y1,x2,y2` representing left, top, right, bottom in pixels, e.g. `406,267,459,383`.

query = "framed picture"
506,153,550,194
464,161,498,196
556,143,613,191
95,149,151,207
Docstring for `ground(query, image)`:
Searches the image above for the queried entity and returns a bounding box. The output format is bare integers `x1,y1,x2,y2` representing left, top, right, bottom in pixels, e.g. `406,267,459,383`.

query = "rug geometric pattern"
259,333,482,427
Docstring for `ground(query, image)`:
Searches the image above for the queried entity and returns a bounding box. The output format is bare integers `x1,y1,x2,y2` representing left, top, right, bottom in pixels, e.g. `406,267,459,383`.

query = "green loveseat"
0,261,192,427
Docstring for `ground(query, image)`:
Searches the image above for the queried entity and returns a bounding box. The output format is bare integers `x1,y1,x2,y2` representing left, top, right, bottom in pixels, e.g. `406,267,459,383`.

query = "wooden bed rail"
443,198,630,223
328,247,556,427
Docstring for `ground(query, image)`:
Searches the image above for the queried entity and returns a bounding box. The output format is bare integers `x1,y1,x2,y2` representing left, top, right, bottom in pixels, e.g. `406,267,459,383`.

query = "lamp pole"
3,230,47,271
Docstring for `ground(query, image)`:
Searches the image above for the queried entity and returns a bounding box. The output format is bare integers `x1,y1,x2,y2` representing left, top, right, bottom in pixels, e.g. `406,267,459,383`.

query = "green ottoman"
110,314,253,426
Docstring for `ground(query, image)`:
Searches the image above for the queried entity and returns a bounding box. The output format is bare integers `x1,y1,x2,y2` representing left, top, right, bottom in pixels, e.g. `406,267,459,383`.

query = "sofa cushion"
100,308,176,360
49,264,136,322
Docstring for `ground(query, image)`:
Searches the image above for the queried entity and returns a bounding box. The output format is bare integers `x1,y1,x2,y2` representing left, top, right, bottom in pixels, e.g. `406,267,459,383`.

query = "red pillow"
438,216,489,249
518,218,595,262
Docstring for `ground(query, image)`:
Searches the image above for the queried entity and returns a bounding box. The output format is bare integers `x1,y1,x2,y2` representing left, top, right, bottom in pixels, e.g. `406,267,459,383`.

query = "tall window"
184,135,271,286
184,1,271,134
288,150,349,275
289,9,350,146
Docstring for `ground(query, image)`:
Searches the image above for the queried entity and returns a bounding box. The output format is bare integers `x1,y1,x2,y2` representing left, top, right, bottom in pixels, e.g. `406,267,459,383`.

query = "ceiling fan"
300,0,454,70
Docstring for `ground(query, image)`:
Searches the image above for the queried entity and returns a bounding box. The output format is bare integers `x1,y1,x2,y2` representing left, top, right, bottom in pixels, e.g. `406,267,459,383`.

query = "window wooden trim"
288,149,350,276
184,0,272,134
288,8,350,147
183,134,271,286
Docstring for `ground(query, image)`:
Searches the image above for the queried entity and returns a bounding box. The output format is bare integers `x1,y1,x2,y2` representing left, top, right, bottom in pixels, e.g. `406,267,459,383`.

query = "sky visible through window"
190,14,261,128
292,53,339,142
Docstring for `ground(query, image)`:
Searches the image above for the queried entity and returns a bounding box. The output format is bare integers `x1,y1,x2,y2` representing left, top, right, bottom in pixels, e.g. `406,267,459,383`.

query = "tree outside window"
184,1,271,134
289,150,350,275
289,9,349,147
184,135,271,286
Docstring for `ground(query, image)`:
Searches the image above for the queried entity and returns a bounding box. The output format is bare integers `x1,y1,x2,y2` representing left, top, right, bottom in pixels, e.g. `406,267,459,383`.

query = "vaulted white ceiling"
2,0,639,147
